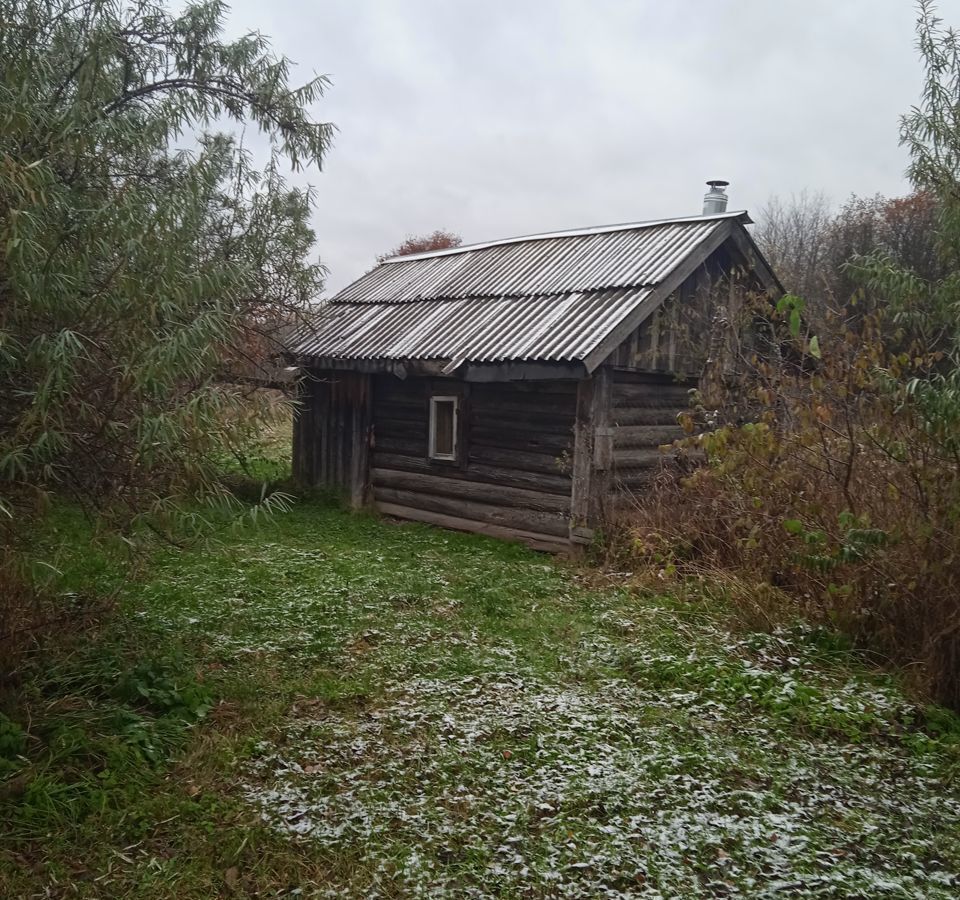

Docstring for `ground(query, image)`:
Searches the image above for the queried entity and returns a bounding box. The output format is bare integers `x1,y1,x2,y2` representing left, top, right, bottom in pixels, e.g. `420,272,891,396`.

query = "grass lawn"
2,494,960,897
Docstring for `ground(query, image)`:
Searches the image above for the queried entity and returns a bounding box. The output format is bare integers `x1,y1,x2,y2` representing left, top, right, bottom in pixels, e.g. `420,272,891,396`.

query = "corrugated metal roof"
335,213,743,303
292,287,653,365
289,212,746,367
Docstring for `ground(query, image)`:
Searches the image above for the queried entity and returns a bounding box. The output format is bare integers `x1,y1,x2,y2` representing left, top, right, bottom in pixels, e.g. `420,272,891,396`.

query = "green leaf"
789,308,802,338
783,519,805,535
808,335,821,359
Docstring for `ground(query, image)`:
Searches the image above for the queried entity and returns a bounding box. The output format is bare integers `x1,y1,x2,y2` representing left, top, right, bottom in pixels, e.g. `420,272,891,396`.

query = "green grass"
2,493,960,897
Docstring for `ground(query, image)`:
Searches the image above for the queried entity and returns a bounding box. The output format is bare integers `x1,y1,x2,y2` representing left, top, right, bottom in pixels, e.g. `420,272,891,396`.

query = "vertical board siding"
292,371,371,501
606,248,732,376
370,375,577,549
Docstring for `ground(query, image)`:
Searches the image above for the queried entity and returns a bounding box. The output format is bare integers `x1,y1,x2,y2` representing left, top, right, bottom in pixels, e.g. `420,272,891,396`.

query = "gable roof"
288,210,778,377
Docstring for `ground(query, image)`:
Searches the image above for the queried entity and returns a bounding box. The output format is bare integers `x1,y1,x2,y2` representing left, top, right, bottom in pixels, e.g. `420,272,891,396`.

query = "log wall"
370,376,576,551
608,370,690,494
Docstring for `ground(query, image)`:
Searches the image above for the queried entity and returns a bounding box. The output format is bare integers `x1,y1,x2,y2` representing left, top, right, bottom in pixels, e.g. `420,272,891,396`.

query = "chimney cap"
702,179,730,215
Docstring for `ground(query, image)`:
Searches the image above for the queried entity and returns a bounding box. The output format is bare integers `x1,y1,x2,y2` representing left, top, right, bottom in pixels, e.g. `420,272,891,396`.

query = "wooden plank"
569,376,594,529
647,304,662,371
291,376,306,485
348,374,373,509
594,426,614,470
613,471,657,491
372,488,569,537
375,502,570,553
471,382,577,401
371,468,569,513
589,368,613,521
374,425,427,445
469,403,575,424
371,452,431,474
570,525,595,545
591,369,613,472
374,377,426,398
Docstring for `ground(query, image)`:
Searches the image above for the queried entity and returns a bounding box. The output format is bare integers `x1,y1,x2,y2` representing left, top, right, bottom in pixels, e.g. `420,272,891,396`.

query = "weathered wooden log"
468,445,570,476
610,407,686,427
471,381,577,400
613,383,691,408
375,502,569,553
611,369,697,386
374,435,428,456
372,488,570,537
469,430,572,454
374,411,429,431
469,400,577,422
466,462,570,494
373,379,426,402
371,454,572,495
371,468,569,513
612,448,673,469
372,393,425,410
470,414,574,435
612,425,685,449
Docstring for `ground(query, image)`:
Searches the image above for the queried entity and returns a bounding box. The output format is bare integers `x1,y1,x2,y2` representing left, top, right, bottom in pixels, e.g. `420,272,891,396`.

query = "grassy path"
3,502,960,897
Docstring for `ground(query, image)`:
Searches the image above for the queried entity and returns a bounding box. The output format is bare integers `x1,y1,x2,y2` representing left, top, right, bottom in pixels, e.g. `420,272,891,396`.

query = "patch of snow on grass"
244,670,960,898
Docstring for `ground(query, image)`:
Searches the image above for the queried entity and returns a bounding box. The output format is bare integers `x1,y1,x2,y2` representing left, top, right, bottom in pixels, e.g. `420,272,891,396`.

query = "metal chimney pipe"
703,180,730,215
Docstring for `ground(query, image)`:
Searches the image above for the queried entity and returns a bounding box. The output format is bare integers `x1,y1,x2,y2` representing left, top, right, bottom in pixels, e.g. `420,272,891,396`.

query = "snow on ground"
135,513,960,897
242,626,960,897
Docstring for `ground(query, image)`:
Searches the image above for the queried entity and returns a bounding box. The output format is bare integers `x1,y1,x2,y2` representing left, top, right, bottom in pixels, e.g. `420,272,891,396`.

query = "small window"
429,395,459,461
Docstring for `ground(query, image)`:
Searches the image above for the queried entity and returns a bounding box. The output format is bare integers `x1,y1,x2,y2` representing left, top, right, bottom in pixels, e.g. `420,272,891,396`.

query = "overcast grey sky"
227,0,960,295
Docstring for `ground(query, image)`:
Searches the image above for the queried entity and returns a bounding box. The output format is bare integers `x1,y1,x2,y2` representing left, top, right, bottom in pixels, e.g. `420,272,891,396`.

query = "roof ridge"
380,210,751,264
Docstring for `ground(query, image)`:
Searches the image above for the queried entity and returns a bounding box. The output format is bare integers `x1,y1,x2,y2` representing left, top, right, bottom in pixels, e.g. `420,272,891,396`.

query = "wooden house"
286,184,782,551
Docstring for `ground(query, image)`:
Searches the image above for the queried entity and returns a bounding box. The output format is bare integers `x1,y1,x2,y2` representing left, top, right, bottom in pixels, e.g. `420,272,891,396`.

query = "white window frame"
428,395,459,461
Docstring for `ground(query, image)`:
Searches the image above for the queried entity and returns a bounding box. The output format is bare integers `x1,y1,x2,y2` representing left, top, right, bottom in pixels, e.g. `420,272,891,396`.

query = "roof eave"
289,354,587,382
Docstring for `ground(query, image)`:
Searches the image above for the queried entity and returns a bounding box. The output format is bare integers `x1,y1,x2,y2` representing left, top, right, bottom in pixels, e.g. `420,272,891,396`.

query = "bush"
612,298,960,709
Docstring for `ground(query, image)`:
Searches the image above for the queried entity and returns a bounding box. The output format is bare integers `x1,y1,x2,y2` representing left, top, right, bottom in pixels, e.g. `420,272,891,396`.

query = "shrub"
612,297,960,708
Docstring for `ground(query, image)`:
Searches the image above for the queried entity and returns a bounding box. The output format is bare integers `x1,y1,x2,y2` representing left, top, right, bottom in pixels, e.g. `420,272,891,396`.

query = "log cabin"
285,182,782,551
